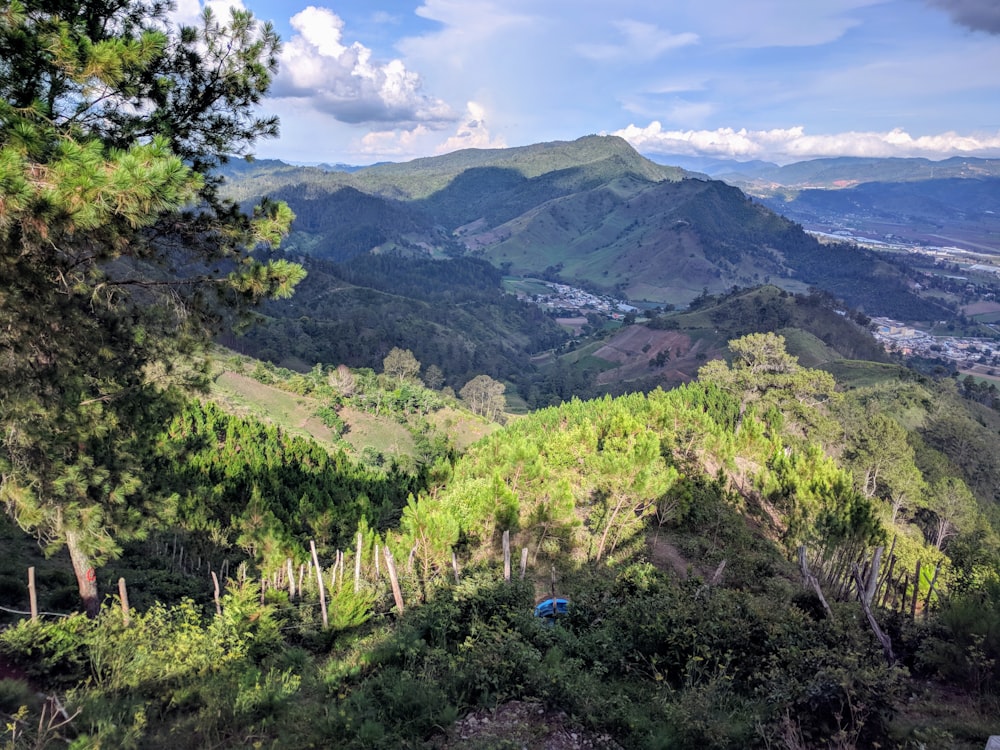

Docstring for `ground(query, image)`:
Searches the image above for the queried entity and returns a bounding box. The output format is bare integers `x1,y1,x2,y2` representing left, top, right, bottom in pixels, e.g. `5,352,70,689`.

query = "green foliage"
915,576,1000,702
0,0,304,612
156,400,423,567
761,444,882,551
316,404,348,436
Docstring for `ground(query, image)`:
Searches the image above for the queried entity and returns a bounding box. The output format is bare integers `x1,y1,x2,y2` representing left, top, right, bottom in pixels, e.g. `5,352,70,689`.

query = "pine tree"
0,1,305,614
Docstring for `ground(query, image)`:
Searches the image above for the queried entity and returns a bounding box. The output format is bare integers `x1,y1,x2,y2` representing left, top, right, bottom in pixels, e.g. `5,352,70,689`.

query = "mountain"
646,154,1000,188
646,154,1000,253
223,136,941,318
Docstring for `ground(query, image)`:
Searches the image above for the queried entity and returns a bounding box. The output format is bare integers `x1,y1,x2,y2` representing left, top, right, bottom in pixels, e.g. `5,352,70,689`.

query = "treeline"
231,253,567,388
154,400,426,570
4,335,1000,747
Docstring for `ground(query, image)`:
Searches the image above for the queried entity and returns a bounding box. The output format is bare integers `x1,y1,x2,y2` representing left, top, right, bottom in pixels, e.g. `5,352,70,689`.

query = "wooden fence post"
865,546,883,606
27,567,38,623
798,546,832,618
287,558,296,599
355,533,363,593
118,577,130,626
212,571,222,616
503,530,511,582
520,548,528,580
384,547,405,615
310,540,329,629
853,564,895,665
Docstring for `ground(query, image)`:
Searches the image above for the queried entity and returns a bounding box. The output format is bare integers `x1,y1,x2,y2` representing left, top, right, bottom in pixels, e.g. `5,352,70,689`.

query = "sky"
173,0,1000,166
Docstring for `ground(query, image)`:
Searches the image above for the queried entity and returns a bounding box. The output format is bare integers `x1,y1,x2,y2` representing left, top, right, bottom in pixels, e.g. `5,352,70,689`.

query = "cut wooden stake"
853,563,895,665
710,559,727,586
384,547,404,614
118,577,130,626
797,546,832,618
310,540,329,629
520,547,528,580
503,530,511,582
287,558,296,599
355,533,363,593
27,567,38,623
212,571,222,616
864,546,883,606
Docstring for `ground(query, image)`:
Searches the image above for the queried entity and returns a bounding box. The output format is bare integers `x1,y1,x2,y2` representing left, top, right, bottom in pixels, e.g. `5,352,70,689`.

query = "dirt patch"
962,301,1000,316
592,327,689,365
591,328,707,385
555,317,588,335
648,534,690,579
432,700,622,750
212,372,336,445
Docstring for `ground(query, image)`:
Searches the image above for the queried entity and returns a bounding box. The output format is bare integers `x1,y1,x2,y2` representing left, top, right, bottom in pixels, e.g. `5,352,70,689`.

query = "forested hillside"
229,253,567,388
223,136,944,320
4,335,1000,748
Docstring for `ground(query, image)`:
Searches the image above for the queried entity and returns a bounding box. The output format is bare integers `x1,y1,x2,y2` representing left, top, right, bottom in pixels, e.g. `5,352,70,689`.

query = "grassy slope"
554,285,891,392
209,359,498,461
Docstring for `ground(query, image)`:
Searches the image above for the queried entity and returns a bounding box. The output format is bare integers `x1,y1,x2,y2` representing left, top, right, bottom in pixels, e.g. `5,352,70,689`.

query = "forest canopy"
0,0,304,615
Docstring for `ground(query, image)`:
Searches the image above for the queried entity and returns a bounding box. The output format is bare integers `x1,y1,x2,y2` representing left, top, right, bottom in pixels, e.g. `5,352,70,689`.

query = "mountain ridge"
223,135,943,320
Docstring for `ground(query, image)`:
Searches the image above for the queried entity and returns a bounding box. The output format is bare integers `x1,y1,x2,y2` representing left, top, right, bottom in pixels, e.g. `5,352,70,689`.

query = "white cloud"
434,102,507,153
356,102,506,161
170,0,246,27
613,122,1000,162
689,0,887,47
577,20,699,61
271,6,456,126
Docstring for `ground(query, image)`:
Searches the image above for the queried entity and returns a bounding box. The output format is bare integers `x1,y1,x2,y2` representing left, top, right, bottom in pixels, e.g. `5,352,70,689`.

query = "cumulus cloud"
357,102,505,161
434,102,507,153
577,20,699,61
170,0,246,27
613,122,1000,162
926,0,1000,33
272,6,456,126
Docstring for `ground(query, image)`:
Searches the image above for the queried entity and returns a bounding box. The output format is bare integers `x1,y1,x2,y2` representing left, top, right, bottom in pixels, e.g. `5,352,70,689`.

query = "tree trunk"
595,495,627,563
66,529,99,617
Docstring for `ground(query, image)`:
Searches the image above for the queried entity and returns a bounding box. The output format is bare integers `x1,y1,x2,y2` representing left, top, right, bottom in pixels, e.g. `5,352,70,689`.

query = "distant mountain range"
648,153,1000,252
222,136,941,318
648,154,1000,186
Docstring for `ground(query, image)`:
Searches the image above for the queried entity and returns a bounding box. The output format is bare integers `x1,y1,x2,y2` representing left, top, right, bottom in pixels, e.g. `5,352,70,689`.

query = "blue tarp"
533,598,569,619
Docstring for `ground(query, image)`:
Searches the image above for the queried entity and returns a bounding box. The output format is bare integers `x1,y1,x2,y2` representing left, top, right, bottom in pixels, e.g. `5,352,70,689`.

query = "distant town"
518,281,639,318
871,316,1000,374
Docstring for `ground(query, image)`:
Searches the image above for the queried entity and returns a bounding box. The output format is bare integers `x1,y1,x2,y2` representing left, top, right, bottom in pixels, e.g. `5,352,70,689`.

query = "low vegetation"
3,335,1000,748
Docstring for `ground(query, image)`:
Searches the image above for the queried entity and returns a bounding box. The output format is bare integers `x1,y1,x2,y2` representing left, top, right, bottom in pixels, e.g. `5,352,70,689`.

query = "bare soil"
432,700,622,750
962,301,1000,316
591,328,708,385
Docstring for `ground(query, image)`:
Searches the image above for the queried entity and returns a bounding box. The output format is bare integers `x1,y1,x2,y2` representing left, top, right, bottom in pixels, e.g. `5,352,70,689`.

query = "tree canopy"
0,0,304,614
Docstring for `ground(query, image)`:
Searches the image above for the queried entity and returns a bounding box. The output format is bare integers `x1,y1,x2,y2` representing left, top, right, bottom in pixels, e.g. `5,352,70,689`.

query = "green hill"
222,136,944,319
4,334,1000,749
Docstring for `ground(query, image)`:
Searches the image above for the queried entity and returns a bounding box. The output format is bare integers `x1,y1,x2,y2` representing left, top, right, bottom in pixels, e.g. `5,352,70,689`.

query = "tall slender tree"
0,1,304,614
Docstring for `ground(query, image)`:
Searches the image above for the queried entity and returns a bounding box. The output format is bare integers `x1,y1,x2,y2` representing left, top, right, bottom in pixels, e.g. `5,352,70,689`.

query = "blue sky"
175,0,1000,165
